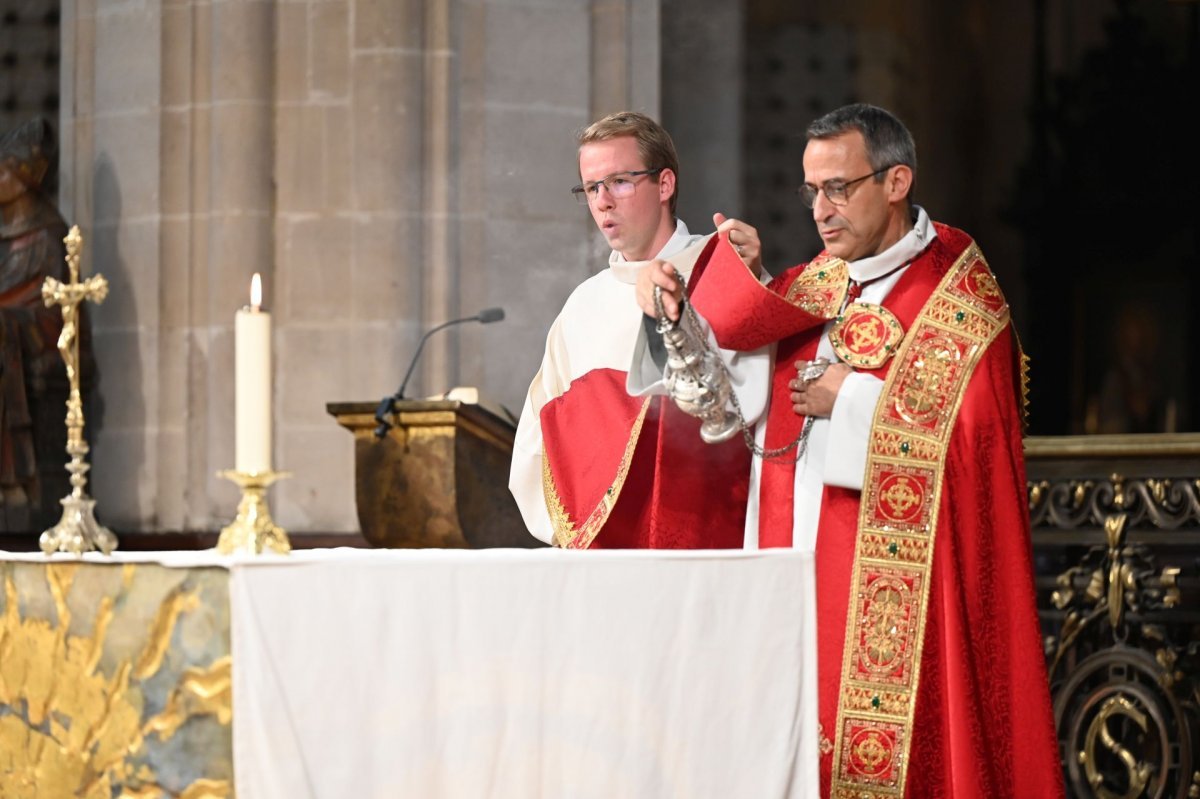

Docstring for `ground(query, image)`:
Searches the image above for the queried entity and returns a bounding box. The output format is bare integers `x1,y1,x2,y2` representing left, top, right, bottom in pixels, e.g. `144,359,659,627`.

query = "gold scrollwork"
1079,695,1153,799
1074,481,1093,509
1105,514,1130,630
970,269,1001,301
1029,472,1200,531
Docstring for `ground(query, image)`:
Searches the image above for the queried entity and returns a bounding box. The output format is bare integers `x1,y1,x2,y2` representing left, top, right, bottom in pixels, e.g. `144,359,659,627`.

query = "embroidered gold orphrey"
544,398,652,549
785,254,850,318
831,241,1009,799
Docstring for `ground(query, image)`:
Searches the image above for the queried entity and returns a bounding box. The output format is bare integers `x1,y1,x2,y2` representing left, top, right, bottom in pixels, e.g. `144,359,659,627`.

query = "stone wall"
0,1,60,135
59,0,660,534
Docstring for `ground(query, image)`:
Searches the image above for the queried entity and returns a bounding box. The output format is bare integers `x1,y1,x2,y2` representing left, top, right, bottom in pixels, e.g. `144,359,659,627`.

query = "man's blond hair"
578,111,679,216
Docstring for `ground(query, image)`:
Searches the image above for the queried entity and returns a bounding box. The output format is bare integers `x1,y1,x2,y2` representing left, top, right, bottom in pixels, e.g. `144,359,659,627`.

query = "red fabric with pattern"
540,368,749,549
715,230,946,549
756,330,820,548
699,223,1062,796
815,323,1062,798
690,234,834,547
540,236,746,550
690,233,830,351
811,227,1062,797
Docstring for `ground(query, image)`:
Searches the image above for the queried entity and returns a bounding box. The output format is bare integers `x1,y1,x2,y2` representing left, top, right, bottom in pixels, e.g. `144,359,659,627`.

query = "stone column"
61,0,276,532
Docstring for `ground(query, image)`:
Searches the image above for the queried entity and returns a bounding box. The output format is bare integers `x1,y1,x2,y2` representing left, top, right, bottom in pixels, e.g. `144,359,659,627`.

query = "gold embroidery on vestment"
785,255,849,318
831,242,1009,798
829,303,904,369
543,398,653,549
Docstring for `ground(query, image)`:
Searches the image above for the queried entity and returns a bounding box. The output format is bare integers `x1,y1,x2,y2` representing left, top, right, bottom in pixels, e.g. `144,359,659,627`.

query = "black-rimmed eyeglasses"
571,169,663,204
798,166,894,208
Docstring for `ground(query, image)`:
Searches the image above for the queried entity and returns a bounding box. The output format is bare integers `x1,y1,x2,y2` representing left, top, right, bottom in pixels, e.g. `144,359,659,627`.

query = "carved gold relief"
1030,472,1200,531
1045,497,1195,798
1079,695,1153,799
0,562,232,798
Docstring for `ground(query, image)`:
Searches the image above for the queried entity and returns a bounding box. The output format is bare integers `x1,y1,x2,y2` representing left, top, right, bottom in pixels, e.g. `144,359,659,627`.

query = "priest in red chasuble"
509,112,753,550
639,104,1064,798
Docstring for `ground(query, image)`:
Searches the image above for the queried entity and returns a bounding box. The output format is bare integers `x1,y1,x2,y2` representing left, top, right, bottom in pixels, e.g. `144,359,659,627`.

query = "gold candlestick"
216,470,292,555
39,225,116,556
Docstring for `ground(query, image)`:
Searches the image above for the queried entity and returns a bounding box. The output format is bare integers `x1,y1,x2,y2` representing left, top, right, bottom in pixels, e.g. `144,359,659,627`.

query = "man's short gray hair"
806,104,917,181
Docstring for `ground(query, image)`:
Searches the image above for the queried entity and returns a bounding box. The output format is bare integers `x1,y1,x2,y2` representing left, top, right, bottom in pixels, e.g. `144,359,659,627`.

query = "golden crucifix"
39,225,117,555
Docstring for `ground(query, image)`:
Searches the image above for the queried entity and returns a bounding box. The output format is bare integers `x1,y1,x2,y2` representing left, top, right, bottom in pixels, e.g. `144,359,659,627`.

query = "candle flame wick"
250,273,263,309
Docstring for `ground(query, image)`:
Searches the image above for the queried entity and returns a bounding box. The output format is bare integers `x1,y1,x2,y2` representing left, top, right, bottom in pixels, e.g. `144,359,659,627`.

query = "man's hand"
790,362,852,418
637,260,684,321
713,212,763,277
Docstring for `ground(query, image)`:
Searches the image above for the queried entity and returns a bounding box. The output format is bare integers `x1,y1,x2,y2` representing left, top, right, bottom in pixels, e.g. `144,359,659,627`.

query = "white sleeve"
508,318,568,545
823,371,885,490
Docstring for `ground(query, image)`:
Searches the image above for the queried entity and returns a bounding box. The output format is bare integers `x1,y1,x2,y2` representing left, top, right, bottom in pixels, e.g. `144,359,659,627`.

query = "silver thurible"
655,286,740,444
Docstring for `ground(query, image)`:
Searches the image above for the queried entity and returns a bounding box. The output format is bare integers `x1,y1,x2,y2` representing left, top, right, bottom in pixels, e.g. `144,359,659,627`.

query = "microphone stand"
374,309,504,438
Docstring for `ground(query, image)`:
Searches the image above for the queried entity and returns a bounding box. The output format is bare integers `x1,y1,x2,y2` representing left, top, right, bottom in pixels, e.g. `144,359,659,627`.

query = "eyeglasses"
571,169,662,204
798,166,893,208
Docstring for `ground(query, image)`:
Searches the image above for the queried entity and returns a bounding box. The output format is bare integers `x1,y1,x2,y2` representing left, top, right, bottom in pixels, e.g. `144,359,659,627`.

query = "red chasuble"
694,225,1064,798
538,236,750,550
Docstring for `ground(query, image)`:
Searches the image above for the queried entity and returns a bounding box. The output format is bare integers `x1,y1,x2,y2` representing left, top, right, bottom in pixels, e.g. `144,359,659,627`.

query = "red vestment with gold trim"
692,224,1064,798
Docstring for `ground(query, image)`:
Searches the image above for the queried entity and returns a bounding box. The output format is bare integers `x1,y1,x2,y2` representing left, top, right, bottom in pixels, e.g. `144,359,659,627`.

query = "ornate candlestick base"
216,470,292,555
40,442,117,556
40,495,117,556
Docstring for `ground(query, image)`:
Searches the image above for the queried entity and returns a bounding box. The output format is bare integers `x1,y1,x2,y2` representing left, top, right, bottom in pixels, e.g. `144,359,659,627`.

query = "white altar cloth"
232,548,817,799
2,547,817,797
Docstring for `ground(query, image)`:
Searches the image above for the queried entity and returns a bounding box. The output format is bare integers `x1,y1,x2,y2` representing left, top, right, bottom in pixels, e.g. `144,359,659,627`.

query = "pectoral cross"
39,225,116,555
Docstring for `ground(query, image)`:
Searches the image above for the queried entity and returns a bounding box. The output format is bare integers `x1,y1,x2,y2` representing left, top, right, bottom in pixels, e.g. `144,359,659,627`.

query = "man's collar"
609,219,691,283
847,206,935,282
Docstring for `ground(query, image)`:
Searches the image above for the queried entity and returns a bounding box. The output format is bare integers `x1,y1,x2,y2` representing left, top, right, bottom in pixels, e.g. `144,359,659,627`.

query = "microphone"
374,307,506,438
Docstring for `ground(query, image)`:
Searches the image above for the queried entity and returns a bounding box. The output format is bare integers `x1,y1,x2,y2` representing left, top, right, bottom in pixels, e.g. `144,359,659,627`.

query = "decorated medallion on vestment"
831,242,1009,799
784,255,849,318
829,302,904,369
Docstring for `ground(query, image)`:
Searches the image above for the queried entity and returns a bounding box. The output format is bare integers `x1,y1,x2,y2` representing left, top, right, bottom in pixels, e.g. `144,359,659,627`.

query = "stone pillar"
61,0,275,532
272,0,426,530
662,0,743,233
590,0,660,121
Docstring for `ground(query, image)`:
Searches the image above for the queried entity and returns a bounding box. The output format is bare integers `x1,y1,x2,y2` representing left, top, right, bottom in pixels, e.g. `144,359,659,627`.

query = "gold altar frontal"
0,559,232,798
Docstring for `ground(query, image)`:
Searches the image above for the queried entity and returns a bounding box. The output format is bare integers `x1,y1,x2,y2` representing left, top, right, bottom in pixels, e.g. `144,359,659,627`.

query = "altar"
1,548,818,798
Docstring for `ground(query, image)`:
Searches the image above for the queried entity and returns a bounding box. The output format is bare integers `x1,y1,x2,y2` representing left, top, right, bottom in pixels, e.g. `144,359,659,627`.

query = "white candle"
235,273,272,474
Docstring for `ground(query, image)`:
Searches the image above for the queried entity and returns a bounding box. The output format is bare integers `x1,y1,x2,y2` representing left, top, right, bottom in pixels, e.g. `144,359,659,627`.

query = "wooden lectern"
327,399,543,548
